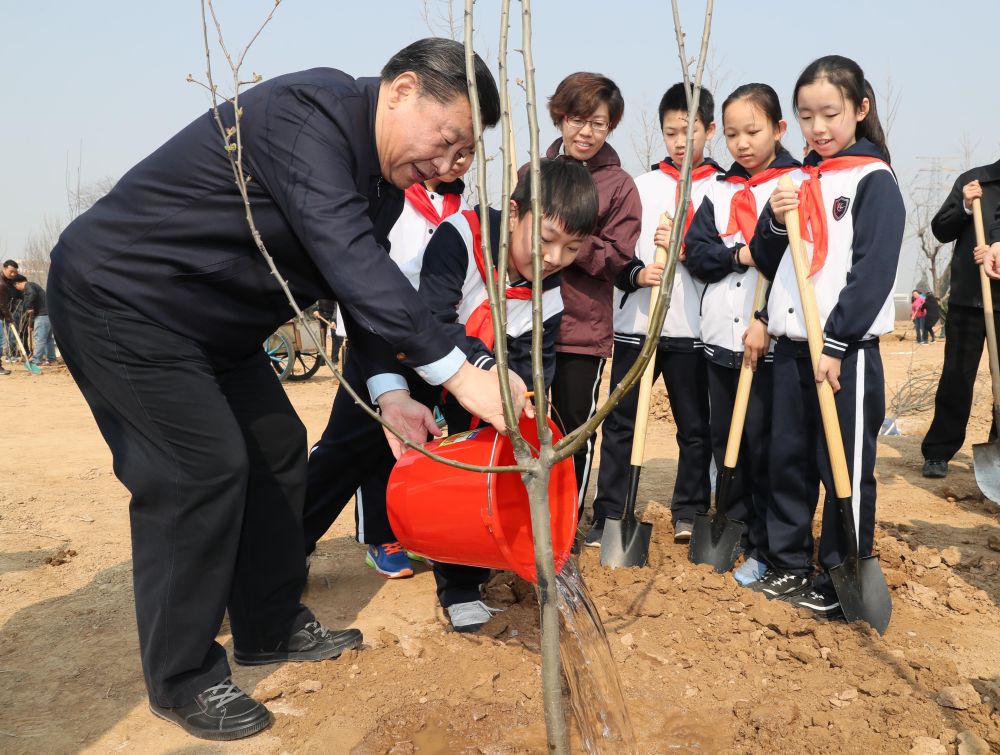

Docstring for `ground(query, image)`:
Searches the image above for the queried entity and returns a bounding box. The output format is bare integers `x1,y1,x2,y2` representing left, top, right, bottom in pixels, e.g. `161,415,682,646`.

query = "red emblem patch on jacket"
832,196,850,221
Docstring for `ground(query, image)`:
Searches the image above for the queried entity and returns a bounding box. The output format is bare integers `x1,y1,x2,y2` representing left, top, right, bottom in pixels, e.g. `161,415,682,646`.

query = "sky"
2,0,998,293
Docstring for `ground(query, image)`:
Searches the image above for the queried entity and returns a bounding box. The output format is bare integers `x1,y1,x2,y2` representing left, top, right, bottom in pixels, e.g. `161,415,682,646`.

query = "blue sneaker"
365,542,414,579
733,557,768,586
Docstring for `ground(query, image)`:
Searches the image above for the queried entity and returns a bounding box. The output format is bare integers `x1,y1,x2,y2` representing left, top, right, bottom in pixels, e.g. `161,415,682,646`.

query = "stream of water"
556,559,638,754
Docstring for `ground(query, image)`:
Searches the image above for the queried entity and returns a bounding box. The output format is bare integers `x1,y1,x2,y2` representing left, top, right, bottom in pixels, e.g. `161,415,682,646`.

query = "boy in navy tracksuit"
420,158,598,631
684,83,802,584
748,56,905,617
590,83,722,545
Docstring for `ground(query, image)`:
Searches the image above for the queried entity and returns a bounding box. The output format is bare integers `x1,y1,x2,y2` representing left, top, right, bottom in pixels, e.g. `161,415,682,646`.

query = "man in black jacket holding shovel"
922,159,1000,478
47,39,520,741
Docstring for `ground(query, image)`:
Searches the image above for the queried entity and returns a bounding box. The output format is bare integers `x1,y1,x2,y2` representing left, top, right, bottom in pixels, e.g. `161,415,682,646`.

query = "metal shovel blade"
600,465,652,568
688,467,746,572
828,496,892,635
830,554,892,635
600,516,652,568
973,439,1000,505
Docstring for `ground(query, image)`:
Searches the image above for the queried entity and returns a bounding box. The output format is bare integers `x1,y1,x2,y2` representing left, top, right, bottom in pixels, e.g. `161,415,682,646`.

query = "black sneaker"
149,678,272,741
784,586,843,619
0,366,9,375
748,569,810,598
922,459,948,478
234,620,363,666
584,521,604,548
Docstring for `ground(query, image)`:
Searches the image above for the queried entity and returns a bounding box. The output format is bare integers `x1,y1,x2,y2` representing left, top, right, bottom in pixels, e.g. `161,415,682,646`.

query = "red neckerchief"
461,210,532,352
404,183,462,226
797,156,887,275
658,162,722,237
723,166,798,243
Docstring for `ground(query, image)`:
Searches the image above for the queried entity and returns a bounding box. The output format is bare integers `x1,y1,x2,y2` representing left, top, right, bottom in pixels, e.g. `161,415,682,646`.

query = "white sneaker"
446,601,502,633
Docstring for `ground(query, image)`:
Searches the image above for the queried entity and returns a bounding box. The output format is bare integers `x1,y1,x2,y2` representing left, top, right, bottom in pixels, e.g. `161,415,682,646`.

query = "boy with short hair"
302,159,599,632
417,157,599,631
590,83,723,545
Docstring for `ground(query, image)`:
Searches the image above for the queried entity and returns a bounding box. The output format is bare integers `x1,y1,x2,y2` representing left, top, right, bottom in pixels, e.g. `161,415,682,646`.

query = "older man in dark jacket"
48,38,513,741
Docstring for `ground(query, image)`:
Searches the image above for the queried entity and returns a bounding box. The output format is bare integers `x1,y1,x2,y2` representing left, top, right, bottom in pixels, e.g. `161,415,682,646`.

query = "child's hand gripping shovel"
969,197,1000,504
8,322,41,375
600,213,673,567
780,176,891,635
688,273,767,571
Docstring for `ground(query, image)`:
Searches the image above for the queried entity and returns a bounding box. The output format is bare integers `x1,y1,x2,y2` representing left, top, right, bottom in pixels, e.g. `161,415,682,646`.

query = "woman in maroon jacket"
545,72,642,522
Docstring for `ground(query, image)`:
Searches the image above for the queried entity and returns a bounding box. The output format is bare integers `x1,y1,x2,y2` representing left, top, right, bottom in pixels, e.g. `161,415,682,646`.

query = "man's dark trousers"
922,304,1000,461
49,279,313,708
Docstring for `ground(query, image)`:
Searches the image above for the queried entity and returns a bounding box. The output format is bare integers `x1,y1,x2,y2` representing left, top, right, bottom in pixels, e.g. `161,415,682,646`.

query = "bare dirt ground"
2,325,999,754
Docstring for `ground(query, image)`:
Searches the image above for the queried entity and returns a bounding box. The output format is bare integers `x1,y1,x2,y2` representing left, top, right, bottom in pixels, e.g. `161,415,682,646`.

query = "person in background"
11,274,55,365
921,157,1000,479
542,72,641,525
590,82,721,546
911,289,926,345
0,279,11,375
1,260,20,362
922,290,940,343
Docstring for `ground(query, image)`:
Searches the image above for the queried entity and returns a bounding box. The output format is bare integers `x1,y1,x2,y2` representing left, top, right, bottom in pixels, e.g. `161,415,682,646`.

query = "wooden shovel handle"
778,176,852,499
630,213,672,466
972,198,1000,410
722,273,768,468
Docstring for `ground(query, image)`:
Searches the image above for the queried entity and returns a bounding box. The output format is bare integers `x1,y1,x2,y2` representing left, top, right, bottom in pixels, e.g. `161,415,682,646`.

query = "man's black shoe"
149,678,272,741
922,459,948,479
234,620,363,666
0,366,10,375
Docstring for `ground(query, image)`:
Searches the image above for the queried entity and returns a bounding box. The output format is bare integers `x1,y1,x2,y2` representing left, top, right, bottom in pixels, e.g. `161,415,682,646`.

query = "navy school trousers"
550,351,607,520
767,337,883,581
591,337,711,525
704,356,772,560
48,278,313,708
432,398,492,608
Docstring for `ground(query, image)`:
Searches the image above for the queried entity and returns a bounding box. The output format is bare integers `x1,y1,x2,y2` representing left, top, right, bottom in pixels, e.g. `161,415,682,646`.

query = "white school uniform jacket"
387,181,469,288
750,139,906,358
613,158,725,348
418,206,564,387
685,152,804,365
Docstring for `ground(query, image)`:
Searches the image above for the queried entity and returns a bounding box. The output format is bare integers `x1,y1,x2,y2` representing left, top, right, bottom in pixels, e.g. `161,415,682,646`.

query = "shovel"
780,176,891,635
8,323,42,375
969,198,1000,503
600,213,672,567
688,273,768,571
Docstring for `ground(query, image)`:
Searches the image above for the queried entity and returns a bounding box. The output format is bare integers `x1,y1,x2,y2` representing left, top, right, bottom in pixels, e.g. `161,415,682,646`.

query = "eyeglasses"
564,116,610,134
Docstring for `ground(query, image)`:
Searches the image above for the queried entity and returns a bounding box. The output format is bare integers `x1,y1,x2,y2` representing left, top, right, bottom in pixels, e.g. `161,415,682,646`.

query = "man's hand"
963,180,983,210
816,354,842,393
376,389,442,459
974,242,1000,280
741,318,770,372
442,362,533,434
